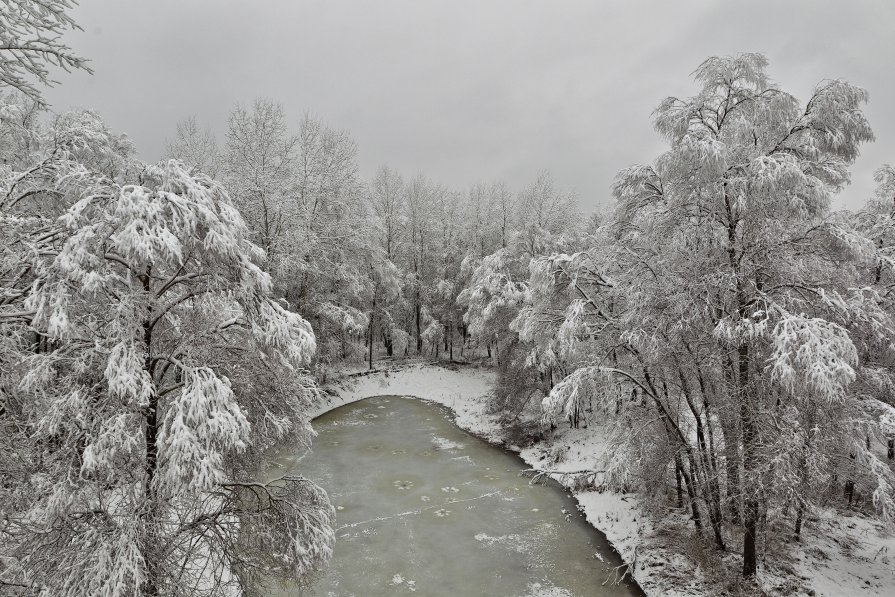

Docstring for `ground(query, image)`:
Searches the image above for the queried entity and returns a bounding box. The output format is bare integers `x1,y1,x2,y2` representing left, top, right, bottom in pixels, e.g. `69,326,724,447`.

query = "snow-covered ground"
318,363,895,597
313,361,499,438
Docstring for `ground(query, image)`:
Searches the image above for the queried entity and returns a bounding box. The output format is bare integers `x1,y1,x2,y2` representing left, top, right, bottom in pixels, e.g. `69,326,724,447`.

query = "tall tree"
166,115,221,177
526,53,890,583
224,98,298,263
370,165,405,261
1,107,334,593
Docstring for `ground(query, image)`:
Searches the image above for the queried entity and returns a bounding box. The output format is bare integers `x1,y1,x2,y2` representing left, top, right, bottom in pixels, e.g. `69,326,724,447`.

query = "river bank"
292,394,641,596
314,362,679,595
315,362,895,597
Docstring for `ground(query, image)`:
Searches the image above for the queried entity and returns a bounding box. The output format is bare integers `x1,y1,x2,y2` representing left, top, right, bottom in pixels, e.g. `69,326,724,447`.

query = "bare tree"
517,170,578,236
491,180,514,249
370,165,405,260
166,115,221,177
224,98,298,262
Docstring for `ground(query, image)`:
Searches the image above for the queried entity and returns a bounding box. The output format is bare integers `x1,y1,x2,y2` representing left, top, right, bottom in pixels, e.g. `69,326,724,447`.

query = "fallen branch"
522,467,606,486
603,543,638,586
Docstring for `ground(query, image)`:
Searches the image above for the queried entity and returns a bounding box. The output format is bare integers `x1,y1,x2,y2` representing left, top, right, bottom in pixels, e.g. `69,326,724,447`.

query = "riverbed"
270,395,643,596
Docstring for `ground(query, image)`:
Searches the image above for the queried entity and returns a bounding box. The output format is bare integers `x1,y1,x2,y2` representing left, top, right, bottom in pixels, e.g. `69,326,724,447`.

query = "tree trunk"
678,366,725,550
368,315,374,370
845,451,857,505
676,451,703,531
141,270,160,597
721,360,741,523
723,430,741,523
845,479,855,505
739,343,759,578
449,321,453,360
142,271,158,495
794,411,815,541
415,301,422,353
675,463,684,508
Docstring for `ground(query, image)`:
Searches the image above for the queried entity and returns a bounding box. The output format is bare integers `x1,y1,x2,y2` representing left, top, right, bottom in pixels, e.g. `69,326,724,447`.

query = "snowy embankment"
317,363,895,597
313,362,498,438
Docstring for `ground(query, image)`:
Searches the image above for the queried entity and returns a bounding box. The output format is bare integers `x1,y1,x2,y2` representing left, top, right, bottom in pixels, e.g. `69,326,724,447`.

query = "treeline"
0,97,581,594
165,100,582,370
461,53,895,584
0,3,586,592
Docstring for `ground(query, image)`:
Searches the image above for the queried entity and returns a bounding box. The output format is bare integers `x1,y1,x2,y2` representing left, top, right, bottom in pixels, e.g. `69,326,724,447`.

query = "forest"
1,1,894,596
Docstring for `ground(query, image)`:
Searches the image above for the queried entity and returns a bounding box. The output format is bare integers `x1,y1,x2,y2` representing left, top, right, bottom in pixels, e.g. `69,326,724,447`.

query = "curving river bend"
270,396,644,597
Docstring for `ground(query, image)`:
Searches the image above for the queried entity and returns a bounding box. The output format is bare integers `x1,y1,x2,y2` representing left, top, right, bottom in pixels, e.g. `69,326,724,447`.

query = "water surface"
271,396,642,597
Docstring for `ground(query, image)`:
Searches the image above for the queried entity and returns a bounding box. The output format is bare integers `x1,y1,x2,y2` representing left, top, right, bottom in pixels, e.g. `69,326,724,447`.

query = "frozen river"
270,396,643,596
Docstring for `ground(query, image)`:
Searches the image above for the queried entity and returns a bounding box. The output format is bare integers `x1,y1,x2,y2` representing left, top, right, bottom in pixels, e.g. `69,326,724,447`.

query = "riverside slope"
316,363,895,597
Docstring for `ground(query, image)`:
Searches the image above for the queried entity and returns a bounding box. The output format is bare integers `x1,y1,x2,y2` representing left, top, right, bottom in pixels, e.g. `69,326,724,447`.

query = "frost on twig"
0,0,93,105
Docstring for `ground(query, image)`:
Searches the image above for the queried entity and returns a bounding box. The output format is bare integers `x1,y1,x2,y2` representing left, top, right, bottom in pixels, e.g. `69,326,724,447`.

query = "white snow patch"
431,435,465,451
315,363,498,439
521,581,575,597
474,532,526,554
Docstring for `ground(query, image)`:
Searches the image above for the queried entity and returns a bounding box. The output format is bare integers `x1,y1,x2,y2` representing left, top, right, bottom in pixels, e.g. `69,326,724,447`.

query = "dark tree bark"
368,312,374,370
415,301,422,353
384,330,393,357
675,463,684,508
676,451,703,531
739,343,759,578
142,269,158,495
449,321,453,360
140,268,160,597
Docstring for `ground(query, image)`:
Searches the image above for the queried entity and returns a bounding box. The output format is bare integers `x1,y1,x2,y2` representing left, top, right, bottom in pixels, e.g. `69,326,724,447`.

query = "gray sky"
47,0,895,212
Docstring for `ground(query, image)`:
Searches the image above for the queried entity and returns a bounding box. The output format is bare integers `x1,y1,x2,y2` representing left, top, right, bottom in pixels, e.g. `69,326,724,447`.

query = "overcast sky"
47,0,895,212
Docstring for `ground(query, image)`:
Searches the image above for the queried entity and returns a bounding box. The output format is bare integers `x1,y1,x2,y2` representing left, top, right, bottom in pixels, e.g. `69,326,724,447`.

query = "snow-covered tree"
528,53,890,582
224,98,298,263
285,112,369,361
851,163,895,463
369,165,405,262
166,115,221,178
516,170,579,256
0,113,334,593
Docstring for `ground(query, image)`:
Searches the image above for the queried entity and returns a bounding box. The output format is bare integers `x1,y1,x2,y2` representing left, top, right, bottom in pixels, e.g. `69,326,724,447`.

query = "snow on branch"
769,313,857,403
0,0,93,105
156,367,250,496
